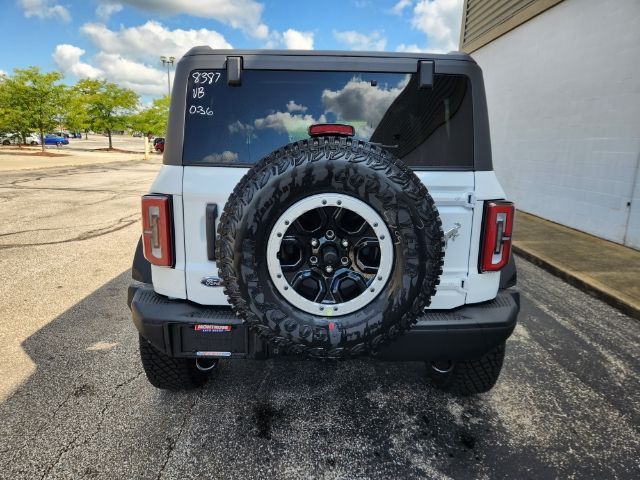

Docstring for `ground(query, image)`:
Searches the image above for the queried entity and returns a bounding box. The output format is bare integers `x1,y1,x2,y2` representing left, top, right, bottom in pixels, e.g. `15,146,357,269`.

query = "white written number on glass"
189,105,213,116
191,71,221,85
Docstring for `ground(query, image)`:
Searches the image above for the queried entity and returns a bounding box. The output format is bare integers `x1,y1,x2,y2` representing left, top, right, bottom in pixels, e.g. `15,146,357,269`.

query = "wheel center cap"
321,243,339,266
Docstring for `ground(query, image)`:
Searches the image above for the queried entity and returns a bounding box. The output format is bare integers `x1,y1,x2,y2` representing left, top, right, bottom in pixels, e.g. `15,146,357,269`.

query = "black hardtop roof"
183,46,475,63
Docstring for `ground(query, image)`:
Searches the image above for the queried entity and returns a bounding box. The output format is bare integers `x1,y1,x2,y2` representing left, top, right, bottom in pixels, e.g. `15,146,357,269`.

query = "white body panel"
148,166,507,309
182,168,246,305
148,166,187,299
465,171,505,304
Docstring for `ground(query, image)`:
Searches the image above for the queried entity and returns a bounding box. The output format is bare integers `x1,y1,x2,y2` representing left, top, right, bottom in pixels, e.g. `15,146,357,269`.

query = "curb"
513,245,640,320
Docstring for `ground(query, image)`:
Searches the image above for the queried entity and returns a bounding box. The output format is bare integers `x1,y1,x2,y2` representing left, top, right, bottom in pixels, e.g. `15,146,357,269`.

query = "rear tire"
138,334,215,390
426,342,506,395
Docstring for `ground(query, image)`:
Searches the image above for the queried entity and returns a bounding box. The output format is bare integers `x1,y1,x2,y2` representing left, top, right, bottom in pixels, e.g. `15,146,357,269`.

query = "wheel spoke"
269,193,394,316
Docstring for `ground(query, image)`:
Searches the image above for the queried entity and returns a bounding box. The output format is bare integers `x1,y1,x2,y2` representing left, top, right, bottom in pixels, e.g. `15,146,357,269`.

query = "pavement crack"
91,371,144,435
155,389,204,480
0,214,139,249
5,185,129,194
0,220,125,238
38,371,143,480
0,159,146,186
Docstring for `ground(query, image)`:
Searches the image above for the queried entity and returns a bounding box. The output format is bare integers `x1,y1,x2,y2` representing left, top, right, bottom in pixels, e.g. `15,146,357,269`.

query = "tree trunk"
108,129,113,149
85,130,88,140
40,129,44,152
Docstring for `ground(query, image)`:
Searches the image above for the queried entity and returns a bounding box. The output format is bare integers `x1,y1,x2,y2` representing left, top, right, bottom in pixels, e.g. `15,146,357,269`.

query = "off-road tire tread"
138,335,211,390
428,342,506,395
216,137,444,359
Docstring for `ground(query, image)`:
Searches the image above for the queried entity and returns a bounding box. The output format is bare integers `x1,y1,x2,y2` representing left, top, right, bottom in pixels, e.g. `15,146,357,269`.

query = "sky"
0,0,463,99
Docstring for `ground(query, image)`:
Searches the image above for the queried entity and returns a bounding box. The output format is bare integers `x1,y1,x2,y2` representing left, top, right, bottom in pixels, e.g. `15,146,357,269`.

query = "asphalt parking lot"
61,134,149,153
0,160,638,479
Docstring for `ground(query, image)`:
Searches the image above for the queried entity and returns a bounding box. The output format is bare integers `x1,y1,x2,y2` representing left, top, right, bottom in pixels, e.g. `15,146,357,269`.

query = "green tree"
0,75,10,136
129,95,170,137
61,85,91,139
78,79,138,149
0,67,65,150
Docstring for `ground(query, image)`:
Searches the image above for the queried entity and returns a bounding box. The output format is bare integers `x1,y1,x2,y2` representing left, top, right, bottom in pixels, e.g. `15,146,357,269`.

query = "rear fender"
132,236,152,284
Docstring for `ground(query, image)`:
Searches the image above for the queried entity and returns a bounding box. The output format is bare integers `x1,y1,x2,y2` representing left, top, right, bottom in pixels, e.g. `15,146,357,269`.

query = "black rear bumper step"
129,284,519,361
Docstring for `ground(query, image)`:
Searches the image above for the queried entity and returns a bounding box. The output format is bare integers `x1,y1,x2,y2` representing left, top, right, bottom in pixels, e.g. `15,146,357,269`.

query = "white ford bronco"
128,48,518,395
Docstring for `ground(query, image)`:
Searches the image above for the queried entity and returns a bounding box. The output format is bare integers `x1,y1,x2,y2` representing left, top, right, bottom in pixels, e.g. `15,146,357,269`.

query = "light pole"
160,56,175,97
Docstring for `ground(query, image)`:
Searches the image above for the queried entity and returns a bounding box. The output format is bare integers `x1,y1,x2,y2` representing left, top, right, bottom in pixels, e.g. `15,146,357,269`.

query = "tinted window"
183,70,473,169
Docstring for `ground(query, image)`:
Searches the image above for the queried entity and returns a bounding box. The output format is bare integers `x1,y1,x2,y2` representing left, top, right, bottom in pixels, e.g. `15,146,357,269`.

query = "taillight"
308,123,355,137
141,194,174,267
480,201,514,272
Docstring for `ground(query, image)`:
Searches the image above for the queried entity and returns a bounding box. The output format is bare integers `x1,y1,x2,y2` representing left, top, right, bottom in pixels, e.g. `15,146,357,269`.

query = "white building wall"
471,0,640,249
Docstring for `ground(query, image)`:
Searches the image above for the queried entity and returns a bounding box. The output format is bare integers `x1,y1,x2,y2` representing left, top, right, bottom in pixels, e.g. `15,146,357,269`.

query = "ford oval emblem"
201,276,222,287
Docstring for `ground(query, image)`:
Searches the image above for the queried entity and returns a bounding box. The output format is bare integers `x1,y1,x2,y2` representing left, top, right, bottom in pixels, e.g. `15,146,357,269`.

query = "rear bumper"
376,290,519,361
129,284,519,361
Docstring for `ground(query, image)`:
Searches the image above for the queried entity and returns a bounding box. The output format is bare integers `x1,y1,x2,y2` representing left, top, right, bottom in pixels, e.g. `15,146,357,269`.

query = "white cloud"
101,0,269,38
395,43,421,52
228,102,325,139
0,70,6,77
53,45,103,79
262,29,315,50
254,111,327,135
228,120,253,134
82,21,232,63
282,29,314,50
321,76,409,137
93,53,167,95
96,2,123,21
53,43,167,95
18,0,70,22
408,0,463,52
391,0,413,15
286,100,307,113
55,21,233,95
334,31,387,51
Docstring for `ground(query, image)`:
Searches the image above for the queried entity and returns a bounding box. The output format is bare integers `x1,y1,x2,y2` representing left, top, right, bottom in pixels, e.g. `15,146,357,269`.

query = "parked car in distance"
154,137,165,153
132,132,143,137
24,133,41,145
1,133,41,145
71,132,83,139
44,134,69,146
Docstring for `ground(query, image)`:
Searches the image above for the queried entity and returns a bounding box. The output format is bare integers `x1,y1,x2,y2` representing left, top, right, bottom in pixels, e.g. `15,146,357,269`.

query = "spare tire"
216,136,444,358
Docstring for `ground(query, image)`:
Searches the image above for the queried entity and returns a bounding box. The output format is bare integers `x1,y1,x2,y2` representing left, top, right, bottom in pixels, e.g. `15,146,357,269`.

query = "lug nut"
325,265,333,274
326,230,335,240
341,239,349,247
311,238,319,247
310,256,318,264
341,257,349,266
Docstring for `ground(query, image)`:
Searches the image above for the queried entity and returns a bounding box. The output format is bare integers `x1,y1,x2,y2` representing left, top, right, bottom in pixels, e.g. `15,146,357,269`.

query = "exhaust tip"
195,357,219,372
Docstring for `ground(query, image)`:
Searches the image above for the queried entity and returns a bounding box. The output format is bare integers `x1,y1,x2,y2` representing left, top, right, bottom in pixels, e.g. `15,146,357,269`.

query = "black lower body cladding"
216,136,445,358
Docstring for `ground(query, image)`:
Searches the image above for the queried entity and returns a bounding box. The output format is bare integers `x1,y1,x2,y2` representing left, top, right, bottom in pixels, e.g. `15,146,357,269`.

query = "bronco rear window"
183,70,473,169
